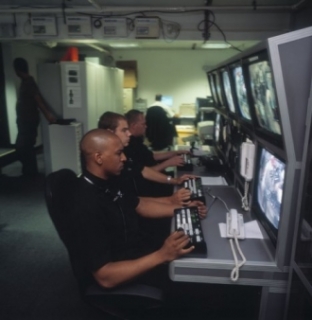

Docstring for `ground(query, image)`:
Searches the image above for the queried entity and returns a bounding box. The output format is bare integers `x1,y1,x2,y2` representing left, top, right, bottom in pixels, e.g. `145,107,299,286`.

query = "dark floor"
0,154,261,320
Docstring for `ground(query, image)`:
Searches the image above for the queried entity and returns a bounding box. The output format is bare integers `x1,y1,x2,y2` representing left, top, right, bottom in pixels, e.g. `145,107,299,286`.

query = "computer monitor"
161,95,173,107
244,51,282,138
207,73,219,108
253,146,286,245
214,113,221,143
215,71,225,107
231,63,252,121
221,69,236,114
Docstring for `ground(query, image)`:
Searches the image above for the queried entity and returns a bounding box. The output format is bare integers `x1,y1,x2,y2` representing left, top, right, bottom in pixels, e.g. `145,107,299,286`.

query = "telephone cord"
241,180,250,211
230,235,247,282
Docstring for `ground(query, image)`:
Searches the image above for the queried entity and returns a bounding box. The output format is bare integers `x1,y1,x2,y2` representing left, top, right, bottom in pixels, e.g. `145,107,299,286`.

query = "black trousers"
15,120,39,176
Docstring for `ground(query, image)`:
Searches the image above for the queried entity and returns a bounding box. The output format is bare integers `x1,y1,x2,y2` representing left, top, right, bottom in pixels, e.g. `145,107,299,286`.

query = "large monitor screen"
257,148,285,230
214,113,221,143
208,73,219,107
222,70,236,113
215,72,225,107
248,60,281,135
232,66,252,121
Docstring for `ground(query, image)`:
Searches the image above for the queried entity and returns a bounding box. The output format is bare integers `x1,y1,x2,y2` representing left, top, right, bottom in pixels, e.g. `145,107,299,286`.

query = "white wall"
113,48,238,113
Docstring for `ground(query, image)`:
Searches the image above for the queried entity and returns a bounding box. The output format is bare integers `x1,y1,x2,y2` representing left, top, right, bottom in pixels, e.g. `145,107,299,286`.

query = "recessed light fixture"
201,42,231,49
87,0,102,12
109,43,139,48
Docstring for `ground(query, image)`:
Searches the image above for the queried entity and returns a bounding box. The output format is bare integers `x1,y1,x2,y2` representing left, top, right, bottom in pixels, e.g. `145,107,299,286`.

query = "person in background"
146,106,176,151
13,57,56,177
149,94,176,118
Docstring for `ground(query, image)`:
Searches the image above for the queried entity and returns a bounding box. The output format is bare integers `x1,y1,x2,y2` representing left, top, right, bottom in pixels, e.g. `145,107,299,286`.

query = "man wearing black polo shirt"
74,129,207,292
124,109,189,198
98,111,193,204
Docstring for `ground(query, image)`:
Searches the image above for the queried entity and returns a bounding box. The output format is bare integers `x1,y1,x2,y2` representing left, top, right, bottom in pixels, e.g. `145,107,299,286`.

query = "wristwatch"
167,176,172,183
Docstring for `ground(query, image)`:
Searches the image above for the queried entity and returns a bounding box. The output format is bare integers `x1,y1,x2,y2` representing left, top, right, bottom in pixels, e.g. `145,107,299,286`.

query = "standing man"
149,94,176,118
13,57,56,177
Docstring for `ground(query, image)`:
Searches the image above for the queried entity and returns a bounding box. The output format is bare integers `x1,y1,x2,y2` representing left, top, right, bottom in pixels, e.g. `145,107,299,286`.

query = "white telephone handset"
240,141,255,181
226,209,245,239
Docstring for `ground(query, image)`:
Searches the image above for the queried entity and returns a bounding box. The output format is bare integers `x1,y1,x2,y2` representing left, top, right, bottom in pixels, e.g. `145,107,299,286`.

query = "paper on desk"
219,220,264,239
201,176,227,186
192,149,209,156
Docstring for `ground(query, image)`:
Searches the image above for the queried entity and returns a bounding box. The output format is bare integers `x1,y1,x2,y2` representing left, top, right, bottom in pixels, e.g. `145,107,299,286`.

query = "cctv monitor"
244,51,282,140
254,146,286,245
231,63,252,122
215,71,225,107
221,68,236,114
207,73,219,108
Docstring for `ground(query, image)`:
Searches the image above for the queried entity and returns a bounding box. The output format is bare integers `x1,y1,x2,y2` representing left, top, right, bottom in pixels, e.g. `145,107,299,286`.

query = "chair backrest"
44,168,85,287
45,169,78,249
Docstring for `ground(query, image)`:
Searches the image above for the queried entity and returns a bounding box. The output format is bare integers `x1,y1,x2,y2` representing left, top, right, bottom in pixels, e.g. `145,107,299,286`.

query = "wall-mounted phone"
226,209,245,240
240,141,255,181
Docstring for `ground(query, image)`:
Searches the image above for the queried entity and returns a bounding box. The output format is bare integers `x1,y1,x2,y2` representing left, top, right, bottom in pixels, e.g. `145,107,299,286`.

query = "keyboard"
174,206,207,257
183,177,206,204
178,153,193,171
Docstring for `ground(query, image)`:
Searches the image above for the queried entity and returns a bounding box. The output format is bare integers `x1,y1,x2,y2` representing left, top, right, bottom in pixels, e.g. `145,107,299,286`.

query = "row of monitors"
214,114,285,247
207,50,282,147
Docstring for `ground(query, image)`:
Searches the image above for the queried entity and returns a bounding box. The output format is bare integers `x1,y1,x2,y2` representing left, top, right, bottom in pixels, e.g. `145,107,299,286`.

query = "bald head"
80,129,126,178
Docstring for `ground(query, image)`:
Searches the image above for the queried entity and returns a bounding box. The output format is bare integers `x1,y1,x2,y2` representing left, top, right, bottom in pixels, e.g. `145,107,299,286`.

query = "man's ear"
94,152,103,165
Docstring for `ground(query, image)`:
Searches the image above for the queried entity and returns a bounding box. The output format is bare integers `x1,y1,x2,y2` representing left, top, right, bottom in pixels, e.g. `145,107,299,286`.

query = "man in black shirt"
98,111,193,204
13,57,56,177
124,109,189,197
74,129,207,291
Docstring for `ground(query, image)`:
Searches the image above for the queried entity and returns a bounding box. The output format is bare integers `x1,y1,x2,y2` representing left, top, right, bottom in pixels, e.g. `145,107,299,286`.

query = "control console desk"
170,167,289,320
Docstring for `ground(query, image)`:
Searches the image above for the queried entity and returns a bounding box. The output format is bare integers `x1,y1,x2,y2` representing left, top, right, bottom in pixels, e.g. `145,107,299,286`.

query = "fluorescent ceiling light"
201,42,231,49
86,43,110,54
88,0,102,11
109,43,139,48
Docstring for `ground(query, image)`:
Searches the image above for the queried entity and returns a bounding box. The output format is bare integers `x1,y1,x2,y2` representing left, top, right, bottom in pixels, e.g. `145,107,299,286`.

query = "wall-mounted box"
135,17,160,39
103,18,127,37
31,16,57,36
66,16,92,36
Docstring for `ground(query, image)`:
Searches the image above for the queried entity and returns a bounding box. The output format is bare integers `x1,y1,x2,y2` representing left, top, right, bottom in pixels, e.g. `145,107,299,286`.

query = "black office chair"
44,169,163,320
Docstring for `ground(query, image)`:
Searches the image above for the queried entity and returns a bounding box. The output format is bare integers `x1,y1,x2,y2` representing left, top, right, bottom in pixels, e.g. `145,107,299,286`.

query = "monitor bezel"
242,50,284,149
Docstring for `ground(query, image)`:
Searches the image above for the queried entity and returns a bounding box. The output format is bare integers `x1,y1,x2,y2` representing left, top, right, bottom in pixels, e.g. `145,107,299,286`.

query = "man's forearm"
142,166,177,184
93,250,166,289
153,151,177,161
136,197,179,218
150,159,172,172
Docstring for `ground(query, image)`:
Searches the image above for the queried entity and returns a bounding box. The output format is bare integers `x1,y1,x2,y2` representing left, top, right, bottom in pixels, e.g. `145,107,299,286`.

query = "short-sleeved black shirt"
16,76,40,123
123,136,173,197
72,170,153,290
123,136,157,168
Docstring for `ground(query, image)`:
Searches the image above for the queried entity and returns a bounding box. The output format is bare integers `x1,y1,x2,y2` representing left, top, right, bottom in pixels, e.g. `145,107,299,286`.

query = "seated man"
73,129,207,297
124,109,189,197
98,111,193,205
